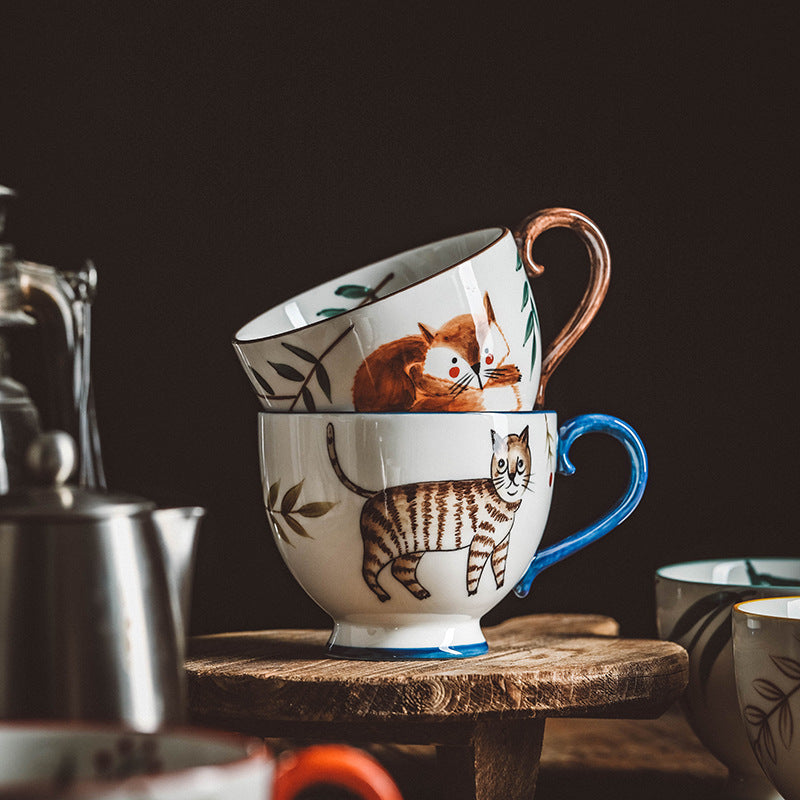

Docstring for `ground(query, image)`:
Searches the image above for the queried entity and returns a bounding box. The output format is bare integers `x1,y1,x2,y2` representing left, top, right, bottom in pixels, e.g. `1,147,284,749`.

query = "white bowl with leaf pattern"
234,208,610,413
656,559,800,800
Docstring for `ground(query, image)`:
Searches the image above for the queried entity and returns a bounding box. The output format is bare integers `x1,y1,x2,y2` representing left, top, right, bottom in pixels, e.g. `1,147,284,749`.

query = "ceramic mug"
733,596,800,800
235,208,609,413
656,559,800,800
258,410,646,658
0,722,403,799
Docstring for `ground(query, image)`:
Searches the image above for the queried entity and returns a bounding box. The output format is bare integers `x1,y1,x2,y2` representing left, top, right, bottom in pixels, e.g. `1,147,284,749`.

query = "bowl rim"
733,595,800,620
0,720,270,795
233,226,510,345
655,557,800,589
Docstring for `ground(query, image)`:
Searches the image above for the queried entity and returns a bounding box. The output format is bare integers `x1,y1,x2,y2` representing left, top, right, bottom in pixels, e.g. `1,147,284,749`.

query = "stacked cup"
233,208,648,659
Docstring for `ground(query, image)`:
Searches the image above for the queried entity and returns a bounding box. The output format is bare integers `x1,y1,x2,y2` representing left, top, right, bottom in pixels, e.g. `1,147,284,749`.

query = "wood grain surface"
187,613,687,728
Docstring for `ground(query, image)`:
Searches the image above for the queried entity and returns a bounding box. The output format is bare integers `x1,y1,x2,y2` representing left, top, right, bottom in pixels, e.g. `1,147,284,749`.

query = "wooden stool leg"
435,718,545,800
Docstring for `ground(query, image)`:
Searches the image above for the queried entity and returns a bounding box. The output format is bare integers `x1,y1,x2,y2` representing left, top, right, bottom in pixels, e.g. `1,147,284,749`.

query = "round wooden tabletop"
187,614,687,726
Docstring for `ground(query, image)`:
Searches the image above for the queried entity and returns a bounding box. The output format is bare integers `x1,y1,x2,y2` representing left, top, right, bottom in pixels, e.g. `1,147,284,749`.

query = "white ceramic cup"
234,208,610,413
259,410,646,658
656,559,800,800
0,722,403,799
733,596,800,800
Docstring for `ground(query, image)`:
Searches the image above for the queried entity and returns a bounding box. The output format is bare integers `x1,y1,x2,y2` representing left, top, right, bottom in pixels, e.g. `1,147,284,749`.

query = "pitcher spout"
151,506,205,648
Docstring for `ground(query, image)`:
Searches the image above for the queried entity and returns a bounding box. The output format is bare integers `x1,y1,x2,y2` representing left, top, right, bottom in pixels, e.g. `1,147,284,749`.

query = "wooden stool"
186,614,688,800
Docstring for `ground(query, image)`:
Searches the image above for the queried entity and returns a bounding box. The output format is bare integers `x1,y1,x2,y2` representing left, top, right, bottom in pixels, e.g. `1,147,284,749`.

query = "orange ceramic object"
274,743,404,800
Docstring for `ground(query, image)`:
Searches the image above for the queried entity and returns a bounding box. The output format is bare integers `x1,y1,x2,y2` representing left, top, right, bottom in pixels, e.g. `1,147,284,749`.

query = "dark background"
1,3,797,640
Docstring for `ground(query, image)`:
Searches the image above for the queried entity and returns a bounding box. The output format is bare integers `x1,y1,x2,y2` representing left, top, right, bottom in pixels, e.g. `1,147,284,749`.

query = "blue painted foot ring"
326,641,489,661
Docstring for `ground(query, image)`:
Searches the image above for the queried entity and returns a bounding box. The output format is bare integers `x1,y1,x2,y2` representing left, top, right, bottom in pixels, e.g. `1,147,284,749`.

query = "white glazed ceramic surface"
656,559,800,800
0,723,270,799
259,411,559,657
235,228,541,413
734,597,800,800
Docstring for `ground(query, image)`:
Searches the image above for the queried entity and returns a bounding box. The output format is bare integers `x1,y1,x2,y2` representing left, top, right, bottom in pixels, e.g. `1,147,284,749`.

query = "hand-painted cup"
733,597,800,800
656,559,800,800
258,410,646,659
0,722,403,800
235,208,609,413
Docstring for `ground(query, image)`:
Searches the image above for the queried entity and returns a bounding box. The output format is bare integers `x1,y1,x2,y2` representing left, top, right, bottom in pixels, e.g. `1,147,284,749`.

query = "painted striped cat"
326,422,532,600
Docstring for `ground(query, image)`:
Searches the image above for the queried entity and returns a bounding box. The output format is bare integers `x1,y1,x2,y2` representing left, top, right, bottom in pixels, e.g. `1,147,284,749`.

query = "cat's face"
490,427,531,503
418,293,511,393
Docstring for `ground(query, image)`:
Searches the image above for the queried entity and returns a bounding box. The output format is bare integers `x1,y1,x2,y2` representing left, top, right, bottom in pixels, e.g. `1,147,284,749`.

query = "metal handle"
19,260,106,489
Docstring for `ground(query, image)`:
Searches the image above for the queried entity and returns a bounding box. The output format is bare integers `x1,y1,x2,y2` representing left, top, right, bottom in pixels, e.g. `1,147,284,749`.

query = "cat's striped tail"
326,423,375,498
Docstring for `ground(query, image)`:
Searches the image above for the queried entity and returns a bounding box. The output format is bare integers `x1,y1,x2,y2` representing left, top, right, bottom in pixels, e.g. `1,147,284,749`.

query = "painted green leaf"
252,370,274,395
297,501,336,517
335,284,370,298
267,480,280,511
316,363,332,402
523,309,535,345
779,700,794,749
284,514,313,538
281,342,317,362
317,308,347,318
281,480,304,515
771,655,800,680
269,361,304,382
301,386,316,412
521,280,529,311
515,254,523,271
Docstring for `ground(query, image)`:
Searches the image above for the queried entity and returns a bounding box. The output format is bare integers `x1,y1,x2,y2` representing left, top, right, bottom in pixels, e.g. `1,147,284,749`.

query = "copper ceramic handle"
515,208,611,408
273,744,404,800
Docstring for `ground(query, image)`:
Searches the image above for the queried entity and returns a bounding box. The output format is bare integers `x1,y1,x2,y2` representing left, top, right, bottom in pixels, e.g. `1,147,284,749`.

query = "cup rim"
0,720,270,796
233,226,509,345
256,408,557,418
733,595,800,619
655,557,800,589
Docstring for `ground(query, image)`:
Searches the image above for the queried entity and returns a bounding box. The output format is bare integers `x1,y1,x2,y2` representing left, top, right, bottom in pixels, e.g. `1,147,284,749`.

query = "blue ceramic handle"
513,413,648,598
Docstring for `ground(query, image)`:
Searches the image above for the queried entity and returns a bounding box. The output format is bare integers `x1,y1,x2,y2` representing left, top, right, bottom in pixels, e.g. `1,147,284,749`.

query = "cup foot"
327,640,488,660
326,616,487,659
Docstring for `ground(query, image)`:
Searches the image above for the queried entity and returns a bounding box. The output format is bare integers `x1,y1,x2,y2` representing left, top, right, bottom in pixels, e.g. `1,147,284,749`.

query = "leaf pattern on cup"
544,415,556,486
250,324,354,411
743,652,800,766
665,589,758,696
315,272,396,319
265,478,337,544
517,253,538,378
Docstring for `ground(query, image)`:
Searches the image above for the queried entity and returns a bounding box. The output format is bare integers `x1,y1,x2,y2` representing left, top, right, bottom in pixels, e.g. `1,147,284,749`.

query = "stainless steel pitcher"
0,433,205,731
